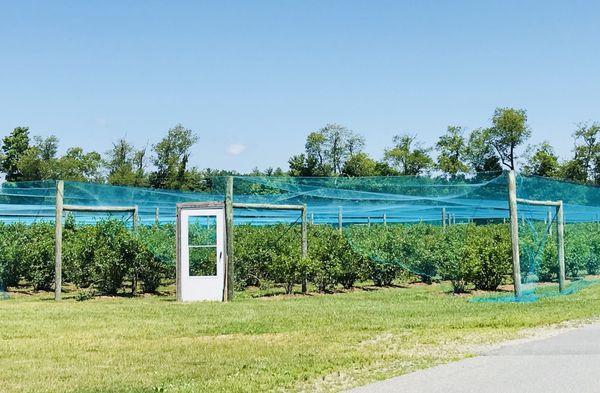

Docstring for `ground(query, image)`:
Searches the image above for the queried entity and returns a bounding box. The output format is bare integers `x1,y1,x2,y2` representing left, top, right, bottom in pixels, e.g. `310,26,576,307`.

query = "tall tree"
34,135,59,161
320,123,365,174
288,124,364,176
1,127,31,181
341,152,378,177
384,135,433,175
132,146,148,185
17,135,60,180
150,124,199,189
465,128,502,172
436,126,469,177
288,154,325,177
305,132,327,169
522,142,560,178
105,139,148,186
55,147,103,182
570,122,600,183
486,107,531,170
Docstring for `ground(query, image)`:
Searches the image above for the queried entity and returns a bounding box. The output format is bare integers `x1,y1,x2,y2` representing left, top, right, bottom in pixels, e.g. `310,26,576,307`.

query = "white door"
179,208,225,301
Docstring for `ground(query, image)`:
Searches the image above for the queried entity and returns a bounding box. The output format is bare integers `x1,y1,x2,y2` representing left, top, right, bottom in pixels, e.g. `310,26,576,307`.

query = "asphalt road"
348,322,600,393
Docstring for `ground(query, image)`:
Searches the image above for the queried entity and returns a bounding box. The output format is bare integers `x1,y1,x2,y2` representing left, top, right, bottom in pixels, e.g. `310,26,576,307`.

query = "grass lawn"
2,283,600,392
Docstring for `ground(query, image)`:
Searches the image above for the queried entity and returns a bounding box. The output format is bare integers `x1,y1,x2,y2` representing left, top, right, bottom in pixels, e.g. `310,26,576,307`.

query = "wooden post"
155,207,160,225
442,207,447,228
507,170,522,298
301,205,308,293
383,212,387,226
132,206,139,230
301,207,308,258
557,201,566,293
54,180,64,301
225,176,234,301
338,207,343,233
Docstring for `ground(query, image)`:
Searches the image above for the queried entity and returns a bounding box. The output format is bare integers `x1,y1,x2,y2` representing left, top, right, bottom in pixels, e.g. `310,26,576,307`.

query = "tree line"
1,107,599,190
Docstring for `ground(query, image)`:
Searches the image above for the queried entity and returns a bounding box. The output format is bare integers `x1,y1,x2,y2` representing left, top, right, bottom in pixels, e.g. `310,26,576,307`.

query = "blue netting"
1,171,599,301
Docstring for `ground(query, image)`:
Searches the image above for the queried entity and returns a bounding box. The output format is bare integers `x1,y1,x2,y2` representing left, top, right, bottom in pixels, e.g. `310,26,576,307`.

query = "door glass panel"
188,215,218,277
189,247,217,276
188,216,217,246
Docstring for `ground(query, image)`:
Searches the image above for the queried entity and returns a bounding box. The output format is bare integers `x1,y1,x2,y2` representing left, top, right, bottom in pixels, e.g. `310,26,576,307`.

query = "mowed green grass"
2,283,600,393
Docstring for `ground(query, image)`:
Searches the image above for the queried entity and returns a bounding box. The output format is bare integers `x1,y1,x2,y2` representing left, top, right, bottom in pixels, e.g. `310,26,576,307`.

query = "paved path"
348,322,600,393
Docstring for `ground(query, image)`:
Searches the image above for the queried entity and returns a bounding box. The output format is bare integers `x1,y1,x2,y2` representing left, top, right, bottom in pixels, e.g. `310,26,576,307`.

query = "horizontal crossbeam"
63,204,137,213
516,198,562,207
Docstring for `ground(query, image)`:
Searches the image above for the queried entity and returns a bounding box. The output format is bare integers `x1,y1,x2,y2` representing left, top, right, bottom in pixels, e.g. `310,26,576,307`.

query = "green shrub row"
0,219,164,294
1,219,598,295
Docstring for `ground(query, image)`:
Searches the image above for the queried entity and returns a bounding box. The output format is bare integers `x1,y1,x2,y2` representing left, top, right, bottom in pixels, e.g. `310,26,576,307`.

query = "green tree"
487,107,531,170
34,135,59,161
465,128,502,172
341,152,379,177
559,158,587,183
522,142,560,178
1,127,31,181
149,124,199,189
383,135,433,175
436,126,469,176
321,123,364,174
305,132,327,170
290,124,364,176
105,139,148,186
55,148,103,182
288,154,328,177
571,122,600,183
16,136,60,181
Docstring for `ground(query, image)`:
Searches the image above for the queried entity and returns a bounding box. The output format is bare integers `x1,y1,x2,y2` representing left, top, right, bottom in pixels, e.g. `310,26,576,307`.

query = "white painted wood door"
179,208,225,301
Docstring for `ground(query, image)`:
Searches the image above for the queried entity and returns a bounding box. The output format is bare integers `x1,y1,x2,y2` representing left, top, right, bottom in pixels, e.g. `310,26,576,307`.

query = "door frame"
176,202,227,302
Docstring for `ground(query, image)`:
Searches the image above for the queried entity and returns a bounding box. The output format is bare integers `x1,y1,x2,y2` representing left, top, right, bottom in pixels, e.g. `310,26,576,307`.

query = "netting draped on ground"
1,172,599,301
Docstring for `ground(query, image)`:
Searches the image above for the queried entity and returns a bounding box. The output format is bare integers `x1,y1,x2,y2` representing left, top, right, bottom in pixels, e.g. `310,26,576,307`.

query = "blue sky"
1,0,599,172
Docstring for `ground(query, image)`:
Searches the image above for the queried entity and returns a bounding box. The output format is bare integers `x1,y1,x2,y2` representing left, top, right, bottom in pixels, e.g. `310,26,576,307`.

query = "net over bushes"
0,172,599,300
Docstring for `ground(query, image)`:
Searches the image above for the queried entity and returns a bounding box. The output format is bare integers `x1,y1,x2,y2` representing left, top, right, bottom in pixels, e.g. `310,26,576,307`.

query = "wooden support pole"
155,207,160,225
338,207,343,233
225,176,234,301
442,207,447,228
54,180,64,301
132,206,139,230
301,205,308,293
507,170,522,299
557,201,566,293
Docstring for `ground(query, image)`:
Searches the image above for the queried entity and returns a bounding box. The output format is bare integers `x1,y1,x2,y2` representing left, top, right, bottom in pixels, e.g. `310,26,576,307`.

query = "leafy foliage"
0,220,598,296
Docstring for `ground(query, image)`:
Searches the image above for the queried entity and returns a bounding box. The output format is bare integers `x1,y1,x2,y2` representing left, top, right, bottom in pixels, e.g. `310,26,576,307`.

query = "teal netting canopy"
1,172,600,302
1,172,599,224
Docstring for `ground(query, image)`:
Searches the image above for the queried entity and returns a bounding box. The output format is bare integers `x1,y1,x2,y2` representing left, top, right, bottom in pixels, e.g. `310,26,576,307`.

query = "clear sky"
1,0,599,172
